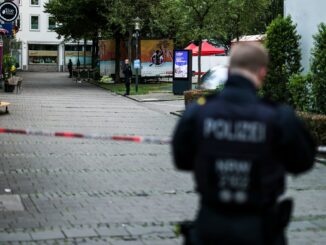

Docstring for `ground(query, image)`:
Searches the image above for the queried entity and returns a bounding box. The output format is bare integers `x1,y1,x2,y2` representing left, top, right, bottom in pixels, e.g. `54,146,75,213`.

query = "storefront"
28,44,59,71
64,44,92,70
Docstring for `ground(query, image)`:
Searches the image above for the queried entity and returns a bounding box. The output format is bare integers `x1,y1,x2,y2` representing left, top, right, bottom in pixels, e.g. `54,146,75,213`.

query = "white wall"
285,0,326,72
192,56,229,73
16,0,62,43
15,0,64,70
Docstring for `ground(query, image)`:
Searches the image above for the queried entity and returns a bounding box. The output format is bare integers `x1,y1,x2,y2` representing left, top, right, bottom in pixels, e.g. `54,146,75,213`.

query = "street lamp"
134,17,141,93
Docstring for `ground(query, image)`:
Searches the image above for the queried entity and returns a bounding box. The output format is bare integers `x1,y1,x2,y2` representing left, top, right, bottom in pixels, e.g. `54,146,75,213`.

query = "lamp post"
134,17,141,93
77,40,80,69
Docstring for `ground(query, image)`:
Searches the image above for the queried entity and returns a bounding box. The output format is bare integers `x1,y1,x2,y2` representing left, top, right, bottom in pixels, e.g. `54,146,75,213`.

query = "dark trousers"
189,205,287,245
125,77,131,95
68,68,72,78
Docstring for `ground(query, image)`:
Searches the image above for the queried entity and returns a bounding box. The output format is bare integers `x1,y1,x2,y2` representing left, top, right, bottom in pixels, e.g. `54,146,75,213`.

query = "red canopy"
185,43,198,51
192,41,225,56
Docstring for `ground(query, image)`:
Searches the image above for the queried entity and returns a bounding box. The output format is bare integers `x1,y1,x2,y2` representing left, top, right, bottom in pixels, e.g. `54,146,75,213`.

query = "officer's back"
172,43,316,245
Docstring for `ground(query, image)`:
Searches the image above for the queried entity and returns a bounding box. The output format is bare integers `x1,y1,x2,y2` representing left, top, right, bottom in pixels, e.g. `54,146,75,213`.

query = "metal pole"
77,41,80,68
135,30,139,93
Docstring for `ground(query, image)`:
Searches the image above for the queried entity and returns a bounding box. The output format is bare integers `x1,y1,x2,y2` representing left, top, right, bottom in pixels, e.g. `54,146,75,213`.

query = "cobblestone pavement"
0,72,325,244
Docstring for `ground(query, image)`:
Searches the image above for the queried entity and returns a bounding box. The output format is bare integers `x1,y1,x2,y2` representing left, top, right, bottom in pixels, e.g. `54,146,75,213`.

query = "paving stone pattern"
0,72,325,244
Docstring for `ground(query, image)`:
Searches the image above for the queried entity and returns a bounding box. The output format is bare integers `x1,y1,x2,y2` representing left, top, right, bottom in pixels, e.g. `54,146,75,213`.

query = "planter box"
4,83,15,92
184,89,216,106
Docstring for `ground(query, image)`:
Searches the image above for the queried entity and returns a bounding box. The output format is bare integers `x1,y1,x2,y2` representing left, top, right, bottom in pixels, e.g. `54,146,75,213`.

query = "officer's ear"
258,66,267,81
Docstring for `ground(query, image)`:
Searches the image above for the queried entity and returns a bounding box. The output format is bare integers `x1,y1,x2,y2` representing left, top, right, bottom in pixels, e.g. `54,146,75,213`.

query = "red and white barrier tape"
0,127,325,153
0,128,171,145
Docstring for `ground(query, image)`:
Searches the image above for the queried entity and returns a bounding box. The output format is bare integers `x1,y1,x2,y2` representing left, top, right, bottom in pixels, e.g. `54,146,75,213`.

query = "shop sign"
64,51,92,57
134,59,141,69
0,2,19,22
29,50,58,57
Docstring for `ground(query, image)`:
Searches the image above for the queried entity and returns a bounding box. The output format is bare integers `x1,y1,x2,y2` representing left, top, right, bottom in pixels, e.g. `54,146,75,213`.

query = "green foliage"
2,55,16,79
184,89,216,106
297,112,326,145
44,0,107,39
152,0,270,50
265,0,284,25
288,73,312,112
311,23,326,114
263,16,302,103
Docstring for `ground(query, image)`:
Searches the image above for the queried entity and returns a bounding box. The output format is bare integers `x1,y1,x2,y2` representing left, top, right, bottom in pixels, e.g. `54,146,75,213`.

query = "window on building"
48,17,56,30
16,15,21,30
28,44,58,65
30,15,39,30
30,0,40,6
29,45,58,51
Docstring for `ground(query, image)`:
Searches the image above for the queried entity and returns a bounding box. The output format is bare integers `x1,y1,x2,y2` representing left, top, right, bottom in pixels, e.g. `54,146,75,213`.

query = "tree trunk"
95,36,99,69
128,30,132,62
115,33,121,83
91,38,95,69
197,39,202,85
91,35,99,69
91,36,98,69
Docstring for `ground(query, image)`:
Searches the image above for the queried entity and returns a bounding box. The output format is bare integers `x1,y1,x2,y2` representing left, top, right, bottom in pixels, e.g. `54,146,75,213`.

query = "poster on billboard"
173,50,190,79
99,40,127,75
140,39,173,77
99,39,173,77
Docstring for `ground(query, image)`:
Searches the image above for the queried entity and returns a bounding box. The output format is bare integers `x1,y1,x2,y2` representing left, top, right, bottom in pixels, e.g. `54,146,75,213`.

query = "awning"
185,43,197,51
192,41,225,56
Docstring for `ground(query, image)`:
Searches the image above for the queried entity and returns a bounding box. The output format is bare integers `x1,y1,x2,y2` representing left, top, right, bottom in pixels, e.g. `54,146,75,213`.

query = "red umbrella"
185,43,197,51
193,41,225,56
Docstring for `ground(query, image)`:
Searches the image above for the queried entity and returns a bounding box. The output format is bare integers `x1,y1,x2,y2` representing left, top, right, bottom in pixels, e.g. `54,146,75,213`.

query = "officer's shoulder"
183,94,214,119
194,92,219,107
260,97,294,112
259,97,279,108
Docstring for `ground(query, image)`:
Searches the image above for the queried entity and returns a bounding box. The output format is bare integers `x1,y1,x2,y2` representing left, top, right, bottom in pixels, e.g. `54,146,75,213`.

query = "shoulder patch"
197,96,206,106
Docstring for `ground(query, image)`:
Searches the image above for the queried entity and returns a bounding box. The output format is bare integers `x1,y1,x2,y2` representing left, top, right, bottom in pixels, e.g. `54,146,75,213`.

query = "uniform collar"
225,74,258,93
219,74,259,103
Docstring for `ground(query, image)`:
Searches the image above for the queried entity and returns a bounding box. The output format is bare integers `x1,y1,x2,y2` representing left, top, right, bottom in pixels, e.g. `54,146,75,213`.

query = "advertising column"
172,50,192,95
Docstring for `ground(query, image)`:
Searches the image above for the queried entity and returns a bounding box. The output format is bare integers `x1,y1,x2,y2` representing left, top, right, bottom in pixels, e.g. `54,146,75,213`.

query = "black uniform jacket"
172,74,316,208
123,64,132,79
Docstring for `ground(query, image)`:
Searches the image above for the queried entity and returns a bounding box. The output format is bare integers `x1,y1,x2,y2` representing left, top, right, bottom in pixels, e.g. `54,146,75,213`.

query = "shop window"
29,57,57,64
48,17,56,31
30,0,40,6
16,15,21,30
28,44,58,65
30,15,39,30
29,44,58,51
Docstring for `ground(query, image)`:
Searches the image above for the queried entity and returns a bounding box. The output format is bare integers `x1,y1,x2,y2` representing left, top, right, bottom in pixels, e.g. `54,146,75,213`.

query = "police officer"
123,59,132,96
172,43,316,245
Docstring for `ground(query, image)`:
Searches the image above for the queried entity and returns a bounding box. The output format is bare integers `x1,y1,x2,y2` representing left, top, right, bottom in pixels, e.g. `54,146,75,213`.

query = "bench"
0,102,10,113
6,76,23,94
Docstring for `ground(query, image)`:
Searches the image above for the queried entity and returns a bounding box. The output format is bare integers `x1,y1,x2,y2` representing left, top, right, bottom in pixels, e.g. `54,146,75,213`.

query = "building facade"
13,0,91,72
285,0,326,72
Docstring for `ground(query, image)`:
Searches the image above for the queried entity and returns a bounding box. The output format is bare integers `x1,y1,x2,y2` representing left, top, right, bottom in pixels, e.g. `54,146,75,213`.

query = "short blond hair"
229,43,269,73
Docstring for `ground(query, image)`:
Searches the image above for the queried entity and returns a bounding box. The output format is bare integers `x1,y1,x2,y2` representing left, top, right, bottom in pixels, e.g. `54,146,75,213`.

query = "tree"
103,0,158,82
179,0,222,84
44,0,109,68
311,23,326,114
263,16,302,103
266,0,284,24
212,0,269,52
149,0,187,47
